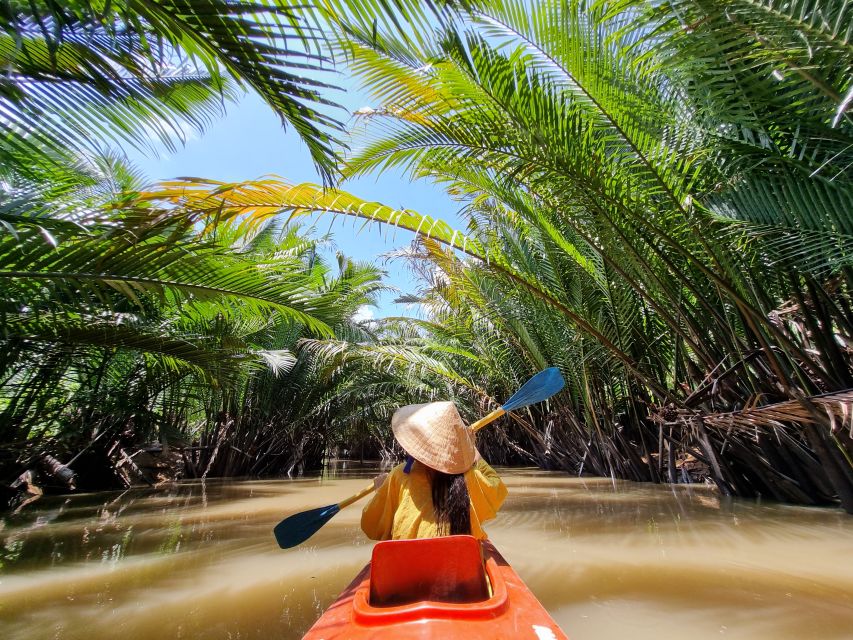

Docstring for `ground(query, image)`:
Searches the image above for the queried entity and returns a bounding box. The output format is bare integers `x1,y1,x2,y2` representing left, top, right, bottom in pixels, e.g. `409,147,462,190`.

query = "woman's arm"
360,469,397,540
467,459,508,522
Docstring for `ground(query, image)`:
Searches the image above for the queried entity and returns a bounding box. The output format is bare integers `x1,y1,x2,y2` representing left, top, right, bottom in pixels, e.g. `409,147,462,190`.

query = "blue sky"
129,84,464,320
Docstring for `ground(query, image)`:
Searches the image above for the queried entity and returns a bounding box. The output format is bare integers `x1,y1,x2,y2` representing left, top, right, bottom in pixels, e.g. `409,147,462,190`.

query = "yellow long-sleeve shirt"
360,459,508,541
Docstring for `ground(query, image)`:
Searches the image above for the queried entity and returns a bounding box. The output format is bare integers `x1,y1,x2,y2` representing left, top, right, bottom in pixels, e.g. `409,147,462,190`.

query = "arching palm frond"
0,0,345,179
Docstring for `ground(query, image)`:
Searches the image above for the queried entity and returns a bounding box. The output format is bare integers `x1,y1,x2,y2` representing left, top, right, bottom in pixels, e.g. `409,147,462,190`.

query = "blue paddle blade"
501,367,565,412
273,503,340,549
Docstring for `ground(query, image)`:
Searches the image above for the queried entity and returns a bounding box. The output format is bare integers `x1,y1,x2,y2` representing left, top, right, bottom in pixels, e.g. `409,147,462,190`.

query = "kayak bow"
302,535,568,639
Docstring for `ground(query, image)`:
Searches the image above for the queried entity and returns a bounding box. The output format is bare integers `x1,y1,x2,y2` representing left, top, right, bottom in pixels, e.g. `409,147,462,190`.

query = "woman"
361,401,508,541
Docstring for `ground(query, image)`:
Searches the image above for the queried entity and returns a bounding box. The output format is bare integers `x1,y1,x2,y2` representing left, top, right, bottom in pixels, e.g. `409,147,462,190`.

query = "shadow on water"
2,468,852,639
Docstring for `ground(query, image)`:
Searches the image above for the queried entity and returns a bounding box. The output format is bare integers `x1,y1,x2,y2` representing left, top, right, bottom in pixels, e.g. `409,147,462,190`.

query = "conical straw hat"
391,401,475,475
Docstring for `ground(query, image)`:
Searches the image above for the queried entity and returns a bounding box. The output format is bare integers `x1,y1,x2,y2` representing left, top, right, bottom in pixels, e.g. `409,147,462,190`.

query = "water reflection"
1,469,852,639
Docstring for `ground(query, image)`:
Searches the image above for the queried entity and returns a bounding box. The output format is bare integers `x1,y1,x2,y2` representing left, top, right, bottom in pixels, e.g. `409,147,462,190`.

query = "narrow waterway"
1,467,852,639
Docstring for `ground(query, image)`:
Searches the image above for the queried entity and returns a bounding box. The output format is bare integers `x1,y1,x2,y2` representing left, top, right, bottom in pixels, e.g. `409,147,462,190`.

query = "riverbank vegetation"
2,1,852,513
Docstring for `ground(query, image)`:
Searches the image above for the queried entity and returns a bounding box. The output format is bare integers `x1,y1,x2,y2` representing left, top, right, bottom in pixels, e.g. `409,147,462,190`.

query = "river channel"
1,467,852,639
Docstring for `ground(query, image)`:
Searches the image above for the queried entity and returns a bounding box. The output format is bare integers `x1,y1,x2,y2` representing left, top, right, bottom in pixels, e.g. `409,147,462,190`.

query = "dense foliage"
2,1,852,513
151,0,853,511
0,0,382,493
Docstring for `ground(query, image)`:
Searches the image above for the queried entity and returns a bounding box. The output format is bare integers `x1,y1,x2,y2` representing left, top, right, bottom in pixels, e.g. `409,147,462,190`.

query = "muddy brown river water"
1,467,852,639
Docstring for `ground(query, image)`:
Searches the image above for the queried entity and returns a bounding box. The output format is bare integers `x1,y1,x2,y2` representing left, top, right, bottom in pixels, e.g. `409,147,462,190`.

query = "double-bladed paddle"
273,367,565,549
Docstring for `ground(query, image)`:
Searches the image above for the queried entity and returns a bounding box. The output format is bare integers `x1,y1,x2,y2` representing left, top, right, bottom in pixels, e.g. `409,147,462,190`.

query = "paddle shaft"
470,408,506,432
338,482,376,509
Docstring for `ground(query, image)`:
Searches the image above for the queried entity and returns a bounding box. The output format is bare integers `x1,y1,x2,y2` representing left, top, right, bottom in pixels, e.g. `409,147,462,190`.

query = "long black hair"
431,470,471,536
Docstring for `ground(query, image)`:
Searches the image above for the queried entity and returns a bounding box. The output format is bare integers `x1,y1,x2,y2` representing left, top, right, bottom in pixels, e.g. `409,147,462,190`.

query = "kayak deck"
302,535,568,639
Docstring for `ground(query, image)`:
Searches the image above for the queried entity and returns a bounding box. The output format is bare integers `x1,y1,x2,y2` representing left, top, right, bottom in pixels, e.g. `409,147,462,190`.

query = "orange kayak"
302,535,568,639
